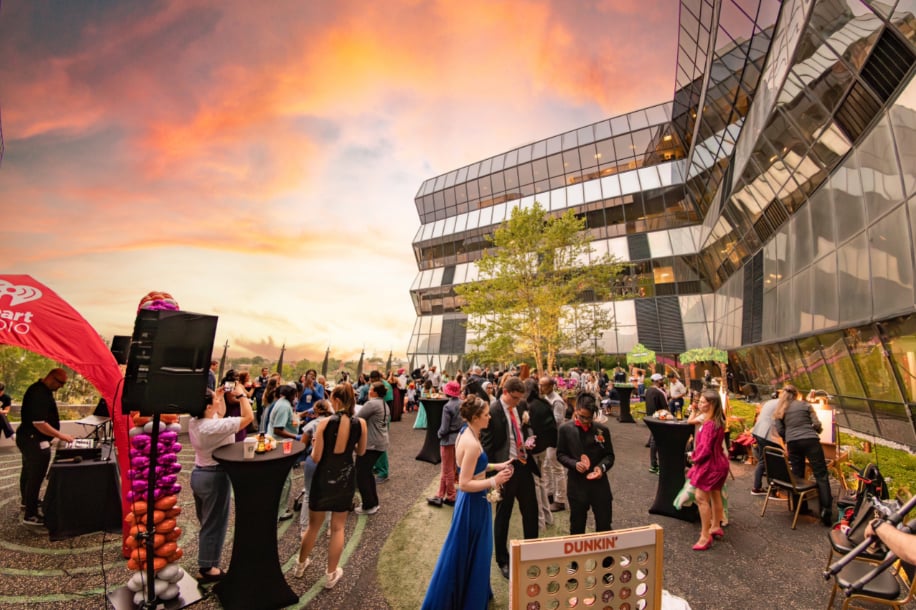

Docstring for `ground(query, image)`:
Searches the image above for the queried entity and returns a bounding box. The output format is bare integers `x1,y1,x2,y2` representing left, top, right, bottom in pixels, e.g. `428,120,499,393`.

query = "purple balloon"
170,442,182,454
158,453,177,464
131,479,148,492
168,484,182,496
167,462,182,475
159,431,178,444
159,474,177,487
131,435,151,450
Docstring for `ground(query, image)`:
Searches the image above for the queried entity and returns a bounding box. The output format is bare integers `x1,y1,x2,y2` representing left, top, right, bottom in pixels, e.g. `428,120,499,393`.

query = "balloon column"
123,291,186,604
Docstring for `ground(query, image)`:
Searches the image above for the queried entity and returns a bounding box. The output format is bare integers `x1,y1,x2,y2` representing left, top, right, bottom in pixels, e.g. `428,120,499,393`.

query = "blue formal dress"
421,436,493,610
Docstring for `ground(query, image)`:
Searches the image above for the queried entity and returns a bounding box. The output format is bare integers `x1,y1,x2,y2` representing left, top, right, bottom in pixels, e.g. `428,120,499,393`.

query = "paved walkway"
0,411,890,609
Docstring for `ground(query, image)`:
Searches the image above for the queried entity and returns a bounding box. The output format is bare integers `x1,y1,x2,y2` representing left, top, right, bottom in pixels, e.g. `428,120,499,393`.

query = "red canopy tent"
0,275,132,554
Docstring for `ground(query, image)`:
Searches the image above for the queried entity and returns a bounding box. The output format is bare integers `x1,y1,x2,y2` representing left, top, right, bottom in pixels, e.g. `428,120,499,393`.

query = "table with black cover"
45,443,122,540
213,441,305,610
615,385,637,423
644,417,699,522
415,398,447,464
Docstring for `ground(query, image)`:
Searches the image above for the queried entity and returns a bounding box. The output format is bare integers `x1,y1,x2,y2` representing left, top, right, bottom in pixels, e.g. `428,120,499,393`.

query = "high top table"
644,417,699,522
615,385,637,423
44,442,121,540
212,441,305,610
415,398,448,464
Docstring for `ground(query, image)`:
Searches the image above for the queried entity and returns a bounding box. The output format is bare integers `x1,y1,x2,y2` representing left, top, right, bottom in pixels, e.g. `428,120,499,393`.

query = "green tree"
0,346,57,400
455,202,624,375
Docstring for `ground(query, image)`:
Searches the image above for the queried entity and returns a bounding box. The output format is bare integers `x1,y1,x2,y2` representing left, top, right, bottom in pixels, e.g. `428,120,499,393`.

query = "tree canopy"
455,202,624,375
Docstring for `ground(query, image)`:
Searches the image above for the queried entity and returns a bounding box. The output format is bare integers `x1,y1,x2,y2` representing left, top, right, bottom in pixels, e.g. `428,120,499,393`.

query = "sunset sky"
0,0,677,363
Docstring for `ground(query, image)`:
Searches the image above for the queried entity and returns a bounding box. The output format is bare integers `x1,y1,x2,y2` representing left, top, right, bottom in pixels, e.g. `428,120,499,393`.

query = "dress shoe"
499,564,510,579
710,528,724,540
692,539,713,551
442,498,455,506
549,502,566,512
427,496,443,507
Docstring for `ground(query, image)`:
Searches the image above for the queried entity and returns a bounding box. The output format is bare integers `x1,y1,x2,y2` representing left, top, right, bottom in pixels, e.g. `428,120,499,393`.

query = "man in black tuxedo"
556,391,615,534
480,376,539,579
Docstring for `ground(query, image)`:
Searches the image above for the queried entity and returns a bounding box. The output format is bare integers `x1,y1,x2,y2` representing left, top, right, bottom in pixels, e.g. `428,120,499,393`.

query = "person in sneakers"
189,387,253,582
295,383,366,588
750,391,782,496
354,381,389,515
540,377,569,513
644,374,668,474
428,380,463,507
18,369,74,526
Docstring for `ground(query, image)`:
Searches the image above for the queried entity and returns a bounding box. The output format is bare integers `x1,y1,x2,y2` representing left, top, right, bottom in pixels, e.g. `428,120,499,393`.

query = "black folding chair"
760,446,818,529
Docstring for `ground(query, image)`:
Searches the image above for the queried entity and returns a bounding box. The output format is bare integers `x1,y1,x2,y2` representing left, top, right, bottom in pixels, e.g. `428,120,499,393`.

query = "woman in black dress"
294,383,366,588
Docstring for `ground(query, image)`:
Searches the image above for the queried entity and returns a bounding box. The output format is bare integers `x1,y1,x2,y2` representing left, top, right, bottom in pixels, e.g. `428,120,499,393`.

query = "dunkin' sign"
0,279,43,335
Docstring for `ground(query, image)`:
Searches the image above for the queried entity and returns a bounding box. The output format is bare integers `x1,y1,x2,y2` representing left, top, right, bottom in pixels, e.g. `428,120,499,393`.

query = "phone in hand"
224,381,236,393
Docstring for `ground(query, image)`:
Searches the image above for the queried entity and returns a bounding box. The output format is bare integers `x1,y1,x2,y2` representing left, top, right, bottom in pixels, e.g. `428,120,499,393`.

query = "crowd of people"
8,359,903,608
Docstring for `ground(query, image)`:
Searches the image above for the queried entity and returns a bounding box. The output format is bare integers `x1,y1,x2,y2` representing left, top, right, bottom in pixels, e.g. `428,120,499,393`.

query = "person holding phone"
220,370,247,442
479,376,539,580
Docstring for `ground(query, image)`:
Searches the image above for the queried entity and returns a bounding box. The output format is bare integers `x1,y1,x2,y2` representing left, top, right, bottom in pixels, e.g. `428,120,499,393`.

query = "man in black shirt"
0,382,14,439
556,392,615,534
644,373,668,474
17,369,74,526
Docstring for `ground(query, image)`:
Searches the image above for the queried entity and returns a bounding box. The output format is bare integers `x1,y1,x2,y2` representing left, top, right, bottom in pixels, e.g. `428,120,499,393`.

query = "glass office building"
408,0,916,447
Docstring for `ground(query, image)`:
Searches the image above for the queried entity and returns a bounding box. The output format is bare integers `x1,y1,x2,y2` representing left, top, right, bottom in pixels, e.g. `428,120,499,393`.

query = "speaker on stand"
109,309,217,610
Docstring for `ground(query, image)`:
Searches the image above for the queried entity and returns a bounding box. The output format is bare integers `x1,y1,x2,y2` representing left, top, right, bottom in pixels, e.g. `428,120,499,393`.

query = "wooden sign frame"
510,524,664,610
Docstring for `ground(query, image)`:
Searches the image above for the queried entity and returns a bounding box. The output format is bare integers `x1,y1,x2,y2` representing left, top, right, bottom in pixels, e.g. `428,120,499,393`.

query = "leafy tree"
455,202,624,375
0,346,57,400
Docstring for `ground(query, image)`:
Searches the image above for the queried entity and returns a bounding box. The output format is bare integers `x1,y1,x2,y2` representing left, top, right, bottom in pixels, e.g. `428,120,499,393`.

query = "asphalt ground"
1,411,908,609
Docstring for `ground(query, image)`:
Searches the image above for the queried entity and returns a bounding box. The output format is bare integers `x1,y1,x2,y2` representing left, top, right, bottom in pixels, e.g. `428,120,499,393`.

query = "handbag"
673,479,697,510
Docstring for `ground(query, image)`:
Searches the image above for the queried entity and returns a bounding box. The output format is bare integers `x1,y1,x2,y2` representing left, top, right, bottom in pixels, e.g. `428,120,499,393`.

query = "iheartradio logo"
0,280,43,306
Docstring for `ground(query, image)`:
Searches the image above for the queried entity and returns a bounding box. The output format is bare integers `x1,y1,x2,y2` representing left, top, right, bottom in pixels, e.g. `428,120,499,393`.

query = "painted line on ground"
289,514,368,608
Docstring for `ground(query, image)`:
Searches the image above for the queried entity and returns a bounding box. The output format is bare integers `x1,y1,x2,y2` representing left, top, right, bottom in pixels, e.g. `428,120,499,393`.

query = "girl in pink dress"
687,390,729,550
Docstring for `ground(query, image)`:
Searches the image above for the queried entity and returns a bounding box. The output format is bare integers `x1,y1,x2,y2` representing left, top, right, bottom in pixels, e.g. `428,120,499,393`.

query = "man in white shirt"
667,373,687,418
427,365,442,392
751,391,782,495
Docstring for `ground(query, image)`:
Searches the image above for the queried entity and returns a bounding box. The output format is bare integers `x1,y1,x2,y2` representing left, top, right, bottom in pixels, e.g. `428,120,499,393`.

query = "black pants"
356,449,383,510
568,479,613,534
649,434,658,469
787,438,832,513
17,434,51,518
0,413,14,438
494,461,538,568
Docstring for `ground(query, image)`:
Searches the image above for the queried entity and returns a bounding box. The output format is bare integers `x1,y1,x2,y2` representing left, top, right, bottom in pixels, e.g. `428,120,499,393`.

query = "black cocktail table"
213,441,305,610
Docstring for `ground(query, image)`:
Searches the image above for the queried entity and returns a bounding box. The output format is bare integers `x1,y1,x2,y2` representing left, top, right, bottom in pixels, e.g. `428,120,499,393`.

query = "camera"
224,381,236,393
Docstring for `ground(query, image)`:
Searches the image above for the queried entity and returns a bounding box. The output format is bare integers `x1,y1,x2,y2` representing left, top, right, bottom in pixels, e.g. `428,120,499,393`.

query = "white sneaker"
354,505,379,515
293,557,310,578
324,567,343,589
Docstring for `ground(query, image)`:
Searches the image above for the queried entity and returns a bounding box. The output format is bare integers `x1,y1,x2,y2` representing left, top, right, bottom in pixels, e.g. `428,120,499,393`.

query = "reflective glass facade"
409,0,916,447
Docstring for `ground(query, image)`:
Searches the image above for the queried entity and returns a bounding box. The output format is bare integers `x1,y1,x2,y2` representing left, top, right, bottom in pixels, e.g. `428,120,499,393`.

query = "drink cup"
283,439,293,454
243,437,257,459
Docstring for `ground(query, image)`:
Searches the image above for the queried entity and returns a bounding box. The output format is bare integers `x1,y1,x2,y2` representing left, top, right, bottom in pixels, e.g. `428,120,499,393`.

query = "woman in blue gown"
422,395,513,610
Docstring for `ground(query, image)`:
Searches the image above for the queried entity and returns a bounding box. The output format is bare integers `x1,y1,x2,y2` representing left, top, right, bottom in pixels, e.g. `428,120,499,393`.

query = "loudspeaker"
110,335,131,365
121,309,218,417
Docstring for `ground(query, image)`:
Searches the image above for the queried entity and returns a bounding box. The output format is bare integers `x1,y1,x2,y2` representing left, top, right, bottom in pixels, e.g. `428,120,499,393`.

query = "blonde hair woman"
686,390,729,550
774,384,832,526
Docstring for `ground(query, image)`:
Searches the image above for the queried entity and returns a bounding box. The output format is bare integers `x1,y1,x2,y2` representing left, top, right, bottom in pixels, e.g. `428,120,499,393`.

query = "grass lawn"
378,476,572,609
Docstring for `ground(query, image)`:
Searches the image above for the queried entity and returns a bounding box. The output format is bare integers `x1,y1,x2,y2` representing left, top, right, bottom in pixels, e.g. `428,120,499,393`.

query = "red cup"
283,439,293,454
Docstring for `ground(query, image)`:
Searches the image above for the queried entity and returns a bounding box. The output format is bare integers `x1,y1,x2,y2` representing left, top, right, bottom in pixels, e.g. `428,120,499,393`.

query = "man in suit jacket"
556,391,615,534
480,376,539,579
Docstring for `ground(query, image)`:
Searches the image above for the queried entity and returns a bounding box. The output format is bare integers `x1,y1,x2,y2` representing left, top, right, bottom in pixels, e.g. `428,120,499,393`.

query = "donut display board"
510,525,663,610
